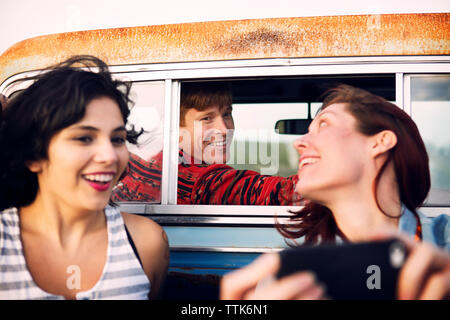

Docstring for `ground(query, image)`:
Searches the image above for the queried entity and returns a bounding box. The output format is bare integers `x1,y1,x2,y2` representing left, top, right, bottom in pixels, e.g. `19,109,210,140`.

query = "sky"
1,0,450,55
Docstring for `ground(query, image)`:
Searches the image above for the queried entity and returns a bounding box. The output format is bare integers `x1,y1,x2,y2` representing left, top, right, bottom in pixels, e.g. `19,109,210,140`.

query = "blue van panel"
170,251,260,270
163,251,261,300
161,226,294,299
164,226,290,249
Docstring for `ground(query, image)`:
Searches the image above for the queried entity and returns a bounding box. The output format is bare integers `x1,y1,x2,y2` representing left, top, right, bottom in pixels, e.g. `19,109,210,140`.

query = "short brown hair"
180,82,232,126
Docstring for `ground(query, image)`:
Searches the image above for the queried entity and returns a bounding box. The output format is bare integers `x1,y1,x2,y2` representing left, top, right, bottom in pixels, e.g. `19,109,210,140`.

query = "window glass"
126,82,165,160
229,102,321,176
112,81,165,203
177,75,395,205
410,75,450,205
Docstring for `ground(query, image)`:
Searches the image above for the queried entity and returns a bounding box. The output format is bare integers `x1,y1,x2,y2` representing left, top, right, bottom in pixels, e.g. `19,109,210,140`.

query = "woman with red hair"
221,84,449,300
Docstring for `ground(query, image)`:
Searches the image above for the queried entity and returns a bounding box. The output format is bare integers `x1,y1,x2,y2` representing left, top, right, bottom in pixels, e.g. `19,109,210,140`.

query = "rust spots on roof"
214,27,299,55
0,13,449,85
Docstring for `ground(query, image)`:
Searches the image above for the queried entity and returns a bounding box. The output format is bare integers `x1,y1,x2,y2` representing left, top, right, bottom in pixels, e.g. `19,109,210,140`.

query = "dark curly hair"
0,55,142,211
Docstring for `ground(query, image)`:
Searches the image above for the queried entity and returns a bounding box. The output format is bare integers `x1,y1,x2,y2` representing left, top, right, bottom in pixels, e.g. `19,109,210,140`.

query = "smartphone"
276,239,408,300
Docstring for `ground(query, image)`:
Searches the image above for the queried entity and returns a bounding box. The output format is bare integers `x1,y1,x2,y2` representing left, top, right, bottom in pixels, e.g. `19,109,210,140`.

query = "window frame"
2,56,450,221
404,73,450,208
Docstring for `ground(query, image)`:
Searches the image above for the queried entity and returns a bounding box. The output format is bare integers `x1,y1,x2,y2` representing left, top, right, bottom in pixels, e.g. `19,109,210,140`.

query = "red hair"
277,84,430,245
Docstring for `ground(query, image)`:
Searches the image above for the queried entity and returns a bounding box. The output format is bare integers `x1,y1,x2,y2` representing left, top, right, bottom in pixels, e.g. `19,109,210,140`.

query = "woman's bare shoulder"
120,211,168,251
121,211,169,297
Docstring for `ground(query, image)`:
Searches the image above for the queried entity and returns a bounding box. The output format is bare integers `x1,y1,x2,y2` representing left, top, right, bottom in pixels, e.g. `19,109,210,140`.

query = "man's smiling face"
179,104,234,164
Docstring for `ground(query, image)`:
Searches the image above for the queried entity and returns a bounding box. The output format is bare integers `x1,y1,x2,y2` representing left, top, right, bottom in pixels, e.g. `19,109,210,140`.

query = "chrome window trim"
160,79,179,205
167,80,181,205
396,73,404,110
118,202,301,217
115,63,450,83
146,215,291,226
107,56,450,74
1,73,38,97
169,246,283,253
118,203,450,221
2,56,450,93
403,74,412,116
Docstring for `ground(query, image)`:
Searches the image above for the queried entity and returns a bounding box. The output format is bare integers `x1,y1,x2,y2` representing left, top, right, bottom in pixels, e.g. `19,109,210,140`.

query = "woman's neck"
324,157,402,242
328,197,401,242
19,191,105,250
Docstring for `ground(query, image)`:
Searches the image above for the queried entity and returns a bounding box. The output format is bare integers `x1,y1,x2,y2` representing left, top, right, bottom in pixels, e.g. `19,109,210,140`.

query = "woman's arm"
220,253,325,300
122,212,169,299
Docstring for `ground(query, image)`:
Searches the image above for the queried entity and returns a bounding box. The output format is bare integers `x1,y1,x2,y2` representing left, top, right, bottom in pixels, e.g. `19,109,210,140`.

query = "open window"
112,81,166,204
177,74,396,204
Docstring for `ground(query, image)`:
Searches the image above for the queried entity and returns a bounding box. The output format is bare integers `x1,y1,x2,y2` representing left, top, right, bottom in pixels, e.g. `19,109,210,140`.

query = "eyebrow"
196,111,216,119
316,109,337,118
195,105,233,120
70,125,127,133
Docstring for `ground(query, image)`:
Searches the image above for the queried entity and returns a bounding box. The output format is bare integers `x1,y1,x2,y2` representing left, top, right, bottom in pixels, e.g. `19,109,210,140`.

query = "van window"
410,75,450,206
231,102,321,176
112,81,165,204
176,75,395,205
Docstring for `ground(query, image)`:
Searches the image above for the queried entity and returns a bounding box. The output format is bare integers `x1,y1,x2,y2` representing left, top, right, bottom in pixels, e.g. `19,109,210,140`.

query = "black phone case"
276,239,408,300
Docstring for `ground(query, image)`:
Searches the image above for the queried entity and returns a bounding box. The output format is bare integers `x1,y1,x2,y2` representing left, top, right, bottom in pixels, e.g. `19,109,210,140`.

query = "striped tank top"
0,205,150,299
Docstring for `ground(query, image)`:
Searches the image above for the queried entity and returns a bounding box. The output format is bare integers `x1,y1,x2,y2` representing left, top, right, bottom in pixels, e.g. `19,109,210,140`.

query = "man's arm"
190,164,302,205
112,153,162,203
113,153,302,205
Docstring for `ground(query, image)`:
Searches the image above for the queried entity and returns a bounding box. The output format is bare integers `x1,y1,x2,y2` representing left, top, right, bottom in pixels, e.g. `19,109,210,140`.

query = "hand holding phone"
276,239,408,300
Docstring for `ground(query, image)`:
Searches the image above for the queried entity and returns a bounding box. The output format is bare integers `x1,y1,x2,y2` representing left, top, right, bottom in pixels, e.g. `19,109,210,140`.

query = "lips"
204,135,232,151
82,172,115,192
203,130,234,151
298,156,320,171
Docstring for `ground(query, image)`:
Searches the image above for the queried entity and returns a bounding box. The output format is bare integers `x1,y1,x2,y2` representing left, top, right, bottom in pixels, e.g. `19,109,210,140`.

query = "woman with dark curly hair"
0,56,168,299
221,84,449,300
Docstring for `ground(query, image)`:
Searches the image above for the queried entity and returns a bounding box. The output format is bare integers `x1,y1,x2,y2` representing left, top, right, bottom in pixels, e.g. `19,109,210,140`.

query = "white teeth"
209,141,226,147
300,157,319,169
83,174,114,183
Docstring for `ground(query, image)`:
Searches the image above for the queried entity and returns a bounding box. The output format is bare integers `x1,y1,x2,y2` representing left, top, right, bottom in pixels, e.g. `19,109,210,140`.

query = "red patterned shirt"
112,151,302,205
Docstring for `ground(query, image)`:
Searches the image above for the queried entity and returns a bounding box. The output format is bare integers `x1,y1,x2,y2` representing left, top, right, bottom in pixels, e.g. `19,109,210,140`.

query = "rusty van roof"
0,13,449,85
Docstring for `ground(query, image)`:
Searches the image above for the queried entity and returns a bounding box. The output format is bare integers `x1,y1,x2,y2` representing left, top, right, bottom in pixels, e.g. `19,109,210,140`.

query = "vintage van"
1,13,449,299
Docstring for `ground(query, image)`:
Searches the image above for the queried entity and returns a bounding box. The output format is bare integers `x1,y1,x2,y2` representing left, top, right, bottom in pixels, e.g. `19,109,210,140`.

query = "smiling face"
179,104,234,164
28,97,129,212
293,103,374,204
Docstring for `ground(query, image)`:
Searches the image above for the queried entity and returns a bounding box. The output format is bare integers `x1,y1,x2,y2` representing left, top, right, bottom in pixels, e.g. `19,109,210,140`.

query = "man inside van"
112,82,301,205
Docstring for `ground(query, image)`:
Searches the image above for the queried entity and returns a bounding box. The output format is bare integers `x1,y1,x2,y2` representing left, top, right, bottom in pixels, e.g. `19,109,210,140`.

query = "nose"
94,140,119,164
214,116,230,135
293,134,310,155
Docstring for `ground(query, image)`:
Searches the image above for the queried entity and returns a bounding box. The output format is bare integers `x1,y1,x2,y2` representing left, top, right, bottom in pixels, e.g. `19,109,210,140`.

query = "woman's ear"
26,160,43,173
370,130,397,158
